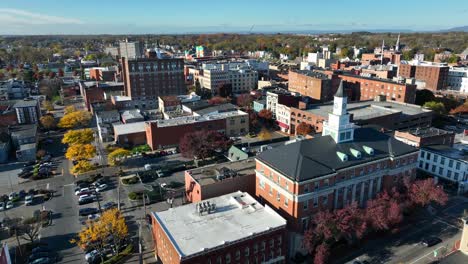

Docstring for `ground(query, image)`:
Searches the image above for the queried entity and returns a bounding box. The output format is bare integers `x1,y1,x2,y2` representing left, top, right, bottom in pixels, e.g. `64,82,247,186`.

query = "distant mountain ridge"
443,26,468,32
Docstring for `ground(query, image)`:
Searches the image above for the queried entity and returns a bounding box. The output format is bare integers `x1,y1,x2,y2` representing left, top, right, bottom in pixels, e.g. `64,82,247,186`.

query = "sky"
0,0,467,35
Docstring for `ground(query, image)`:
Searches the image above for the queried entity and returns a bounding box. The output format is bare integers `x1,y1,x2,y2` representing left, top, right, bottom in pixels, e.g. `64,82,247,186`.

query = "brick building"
89,67,117,82
113,121,146,146
337,72,417,103
121,57,185,109
289,95,432,135
185,159,256,203
394,127,455,148
399,61,449,91
255,84,419,253
151,191,287,264
288,70,339,102
145,109,248,150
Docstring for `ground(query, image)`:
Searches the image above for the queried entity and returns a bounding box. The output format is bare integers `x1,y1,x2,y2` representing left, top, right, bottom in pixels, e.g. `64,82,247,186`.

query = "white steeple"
322,81,356,144
395,33,400,52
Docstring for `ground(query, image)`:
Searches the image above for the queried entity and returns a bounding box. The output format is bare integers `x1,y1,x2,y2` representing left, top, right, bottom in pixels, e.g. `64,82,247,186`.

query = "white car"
0,202,4,211
6,201,13,209
79,194,96,202
25,195,34,206
85,249,100,261
75,187,91,196
8,192,18,201
95,184,108,192
160,183,168,188
88,214,100,221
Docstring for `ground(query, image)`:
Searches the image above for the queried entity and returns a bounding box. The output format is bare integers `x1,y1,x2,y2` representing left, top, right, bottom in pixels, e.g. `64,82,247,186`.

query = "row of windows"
419,161,465,181
420,150,462,170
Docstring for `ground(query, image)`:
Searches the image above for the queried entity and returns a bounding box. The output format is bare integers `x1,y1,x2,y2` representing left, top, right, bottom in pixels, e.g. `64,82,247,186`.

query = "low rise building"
399,60,449,91
266,89,300,119
121,109,144,123
0,79,28,100
9,124,37,162
13,99,41,125
95,110,120,142
290,95,432,135
418,145,467,194
151,191,287,264
253,99,266,113
113,121,146,146
394,127,455,147
185,159,256,203
447,67,468,93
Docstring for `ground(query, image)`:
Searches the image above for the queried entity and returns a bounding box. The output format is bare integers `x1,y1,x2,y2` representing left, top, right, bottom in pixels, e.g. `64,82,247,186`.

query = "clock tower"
322,81,355,143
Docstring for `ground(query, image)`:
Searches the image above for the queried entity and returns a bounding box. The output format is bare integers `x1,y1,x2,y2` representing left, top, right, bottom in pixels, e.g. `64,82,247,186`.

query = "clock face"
334,102,339,109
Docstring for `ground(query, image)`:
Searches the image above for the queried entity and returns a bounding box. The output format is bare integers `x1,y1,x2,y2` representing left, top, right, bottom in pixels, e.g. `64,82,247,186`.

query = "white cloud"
0,8,83,25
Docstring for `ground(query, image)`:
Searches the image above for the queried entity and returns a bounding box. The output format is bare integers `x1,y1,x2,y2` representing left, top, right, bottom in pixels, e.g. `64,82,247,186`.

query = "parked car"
160,183,167,189
156,169,165,178
422,237,442,247
102,202,116,211
79,208,98,216
76,188,91,196
95,184,108,192
88,214,100,221
28,257,50,264
8,192,18,201
78,196,95,205
6,201,13,209
28,252,50,262
25,195,34,206
0,202,4,211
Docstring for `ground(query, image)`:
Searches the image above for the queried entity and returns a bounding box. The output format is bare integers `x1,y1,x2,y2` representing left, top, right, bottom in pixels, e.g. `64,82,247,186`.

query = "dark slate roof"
335,80,345,97
257,128,418,182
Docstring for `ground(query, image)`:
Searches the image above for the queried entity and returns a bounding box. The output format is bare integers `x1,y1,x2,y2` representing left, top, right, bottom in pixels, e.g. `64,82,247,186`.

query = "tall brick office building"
399,61,449,91
121,57,185,109
288,70,340,102
255,82,419,253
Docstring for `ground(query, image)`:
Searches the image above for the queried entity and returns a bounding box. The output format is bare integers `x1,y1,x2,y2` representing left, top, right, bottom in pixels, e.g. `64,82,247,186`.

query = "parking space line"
434,217,462,230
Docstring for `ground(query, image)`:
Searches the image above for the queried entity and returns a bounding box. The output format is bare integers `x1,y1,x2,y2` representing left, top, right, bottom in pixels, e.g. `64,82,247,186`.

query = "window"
285,181,288,190
454,172,459,181
447,170,452,178
245,247,250,257
303,200,309,210
226,253,231,263
322,196,328,205
324,179,330,186
277,236,282,245
449,160,454,168
439,167,443,175
456,162,461,170
217,257,222,264
420,151,425,159
432,165,436,173
269,186,273,196
304,184,309,193
269,251,274,260
419,161,423,168
313,197,318,207
259,179,265,189
269,239,274,248
426,153,431,160
433,155,438,163
276,192,280,201
301,217,309,232
261,241,266,251
284,198,288,207
254,243,258,253
314,182,319,190
425,163,429,170
441,157,446,165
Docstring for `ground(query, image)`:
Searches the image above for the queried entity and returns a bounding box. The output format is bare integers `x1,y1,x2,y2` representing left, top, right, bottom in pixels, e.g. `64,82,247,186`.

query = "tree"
179,130,232,160
71,160,95,174
415,89,435,106
64,105,77,115
237,94,253,109
58,111,92,129
408,179,448,207
340,47,353,58
40,115,56,130
108,148,132,166
296,122,313,136
423,101,446,115
258,109,273,120
65,144,96,161
21,217,42,244
71,208,128,259
366,191,403,231
208,96,228,105
42,100,54,112
335,202,367,243
62,129,94,145
258,127,272,140
314,243,330,264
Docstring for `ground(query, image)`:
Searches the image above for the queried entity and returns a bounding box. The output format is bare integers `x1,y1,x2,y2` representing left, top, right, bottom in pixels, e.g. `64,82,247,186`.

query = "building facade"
418,145,467,194
394,127,455,148
255,83,419,253
447,67,468,93
152,191,287,264
288,71,337,102
119,40,144,59
121,57,185,109
13,99,41,125
266,90,300,119
399,61,449,91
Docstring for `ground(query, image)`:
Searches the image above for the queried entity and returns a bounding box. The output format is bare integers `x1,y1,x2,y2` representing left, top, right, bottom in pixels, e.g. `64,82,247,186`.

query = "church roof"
335,80,345,97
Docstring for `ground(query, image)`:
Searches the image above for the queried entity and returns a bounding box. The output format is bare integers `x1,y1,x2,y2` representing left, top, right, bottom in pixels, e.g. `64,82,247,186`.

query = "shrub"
102,244,133,264
128,192,141,201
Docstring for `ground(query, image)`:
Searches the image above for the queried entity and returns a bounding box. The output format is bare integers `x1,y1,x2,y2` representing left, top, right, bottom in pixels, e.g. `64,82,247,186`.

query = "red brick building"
399,62,449,91
394,127,455,147
151,191,287,264
255,85,419,253
338,72,416,103
185,159,256,203
288,70,339,102
89,68,117,82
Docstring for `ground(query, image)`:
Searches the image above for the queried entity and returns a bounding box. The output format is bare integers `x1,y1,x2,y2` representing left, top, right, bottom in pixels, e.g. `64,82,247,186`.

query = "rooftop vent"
215,167,237,181
350,148,362,159
363,145,374,155
336,151,348,162
196,201,216,215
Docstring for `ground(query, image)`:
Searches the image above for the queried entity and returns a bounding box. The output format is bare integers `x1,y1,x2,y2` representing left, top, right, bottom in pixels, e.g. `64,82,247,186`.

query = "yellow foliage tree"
108,148,131,166
64,105,77,115
40,115,56,130
258,127,272,140
71,208,128,257
62,129,94,145
70,160,95,174
65,144,96,161
58,111,92,129
42,100,54,112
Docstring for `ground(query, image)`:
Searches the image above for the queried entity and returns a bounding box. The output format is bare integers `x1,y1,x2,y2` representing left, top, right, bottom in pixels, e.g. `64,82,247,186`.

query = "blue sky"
1,0,467,34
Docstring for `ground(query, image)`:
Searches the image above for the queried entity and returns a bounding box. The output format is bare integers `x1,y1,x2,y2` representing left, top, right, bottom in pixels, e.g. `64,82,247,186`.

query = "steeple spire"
335,80,345,97
395,33,400,52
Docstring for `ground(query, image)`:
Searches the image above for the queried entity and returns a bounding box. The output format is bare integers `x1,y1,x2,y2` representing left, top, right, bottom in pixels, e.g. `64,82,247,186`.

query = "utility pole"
118,167,121,211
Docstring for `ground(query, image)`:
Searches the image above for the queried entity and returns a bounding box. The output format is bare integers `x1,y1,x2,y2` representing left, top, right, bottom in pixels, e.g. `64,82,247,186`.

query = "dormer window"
350,148,361,159
337,151,348,162
363,145,374,155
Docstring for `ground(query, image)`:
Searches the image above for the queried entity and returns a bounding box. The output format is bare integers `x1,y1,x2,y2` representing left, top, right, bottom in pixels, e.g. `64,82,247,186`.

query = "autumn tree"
296,122,313,136
64,105,77,115
65,144,96,161
71,208,128,259
258,127,272,140
366,191,403,231
42,100,54,112
71,160,95,174
408,179,448,207
58,110,92,129
40,115,56,130
21,217,42,244
237,94,253,109
108,148,132,166
258,109,273,120
335,202,367,243
314,243,330,264
208,96,228,105
179,130,232,160
62,128,94,145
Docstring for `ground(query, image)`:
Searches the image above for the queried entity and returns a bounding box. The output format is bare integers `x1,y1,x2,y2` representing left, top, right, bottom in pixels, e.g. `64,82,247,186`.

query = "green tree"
423,101,446,115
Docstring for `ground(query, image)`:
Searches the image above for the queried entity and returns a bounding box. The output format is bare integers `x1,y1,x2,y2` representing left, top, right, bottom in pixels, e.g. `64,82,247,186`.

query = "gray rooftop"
193,103,238,116
152,191,286,259
13,99,38,108
257,128,418,181
113,121,146,135
398,127,454,138
9,124,37,138
121,110,144,120
304,100,431,120
187,159,255,186
424,144,468,162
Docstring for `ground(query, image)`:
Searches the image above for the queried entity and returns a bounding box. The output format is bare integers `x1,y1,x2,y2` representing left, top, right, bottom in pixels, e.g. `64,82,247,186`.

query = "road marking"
46,183,50,190
64,183,74,186
409,245,446,264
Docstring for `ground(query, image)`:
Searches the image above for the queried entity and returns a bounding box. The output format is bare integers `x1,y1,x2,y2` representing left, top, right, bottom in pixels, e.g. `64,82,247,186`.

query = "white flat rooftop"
152,191,286,259
113,121,146,135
